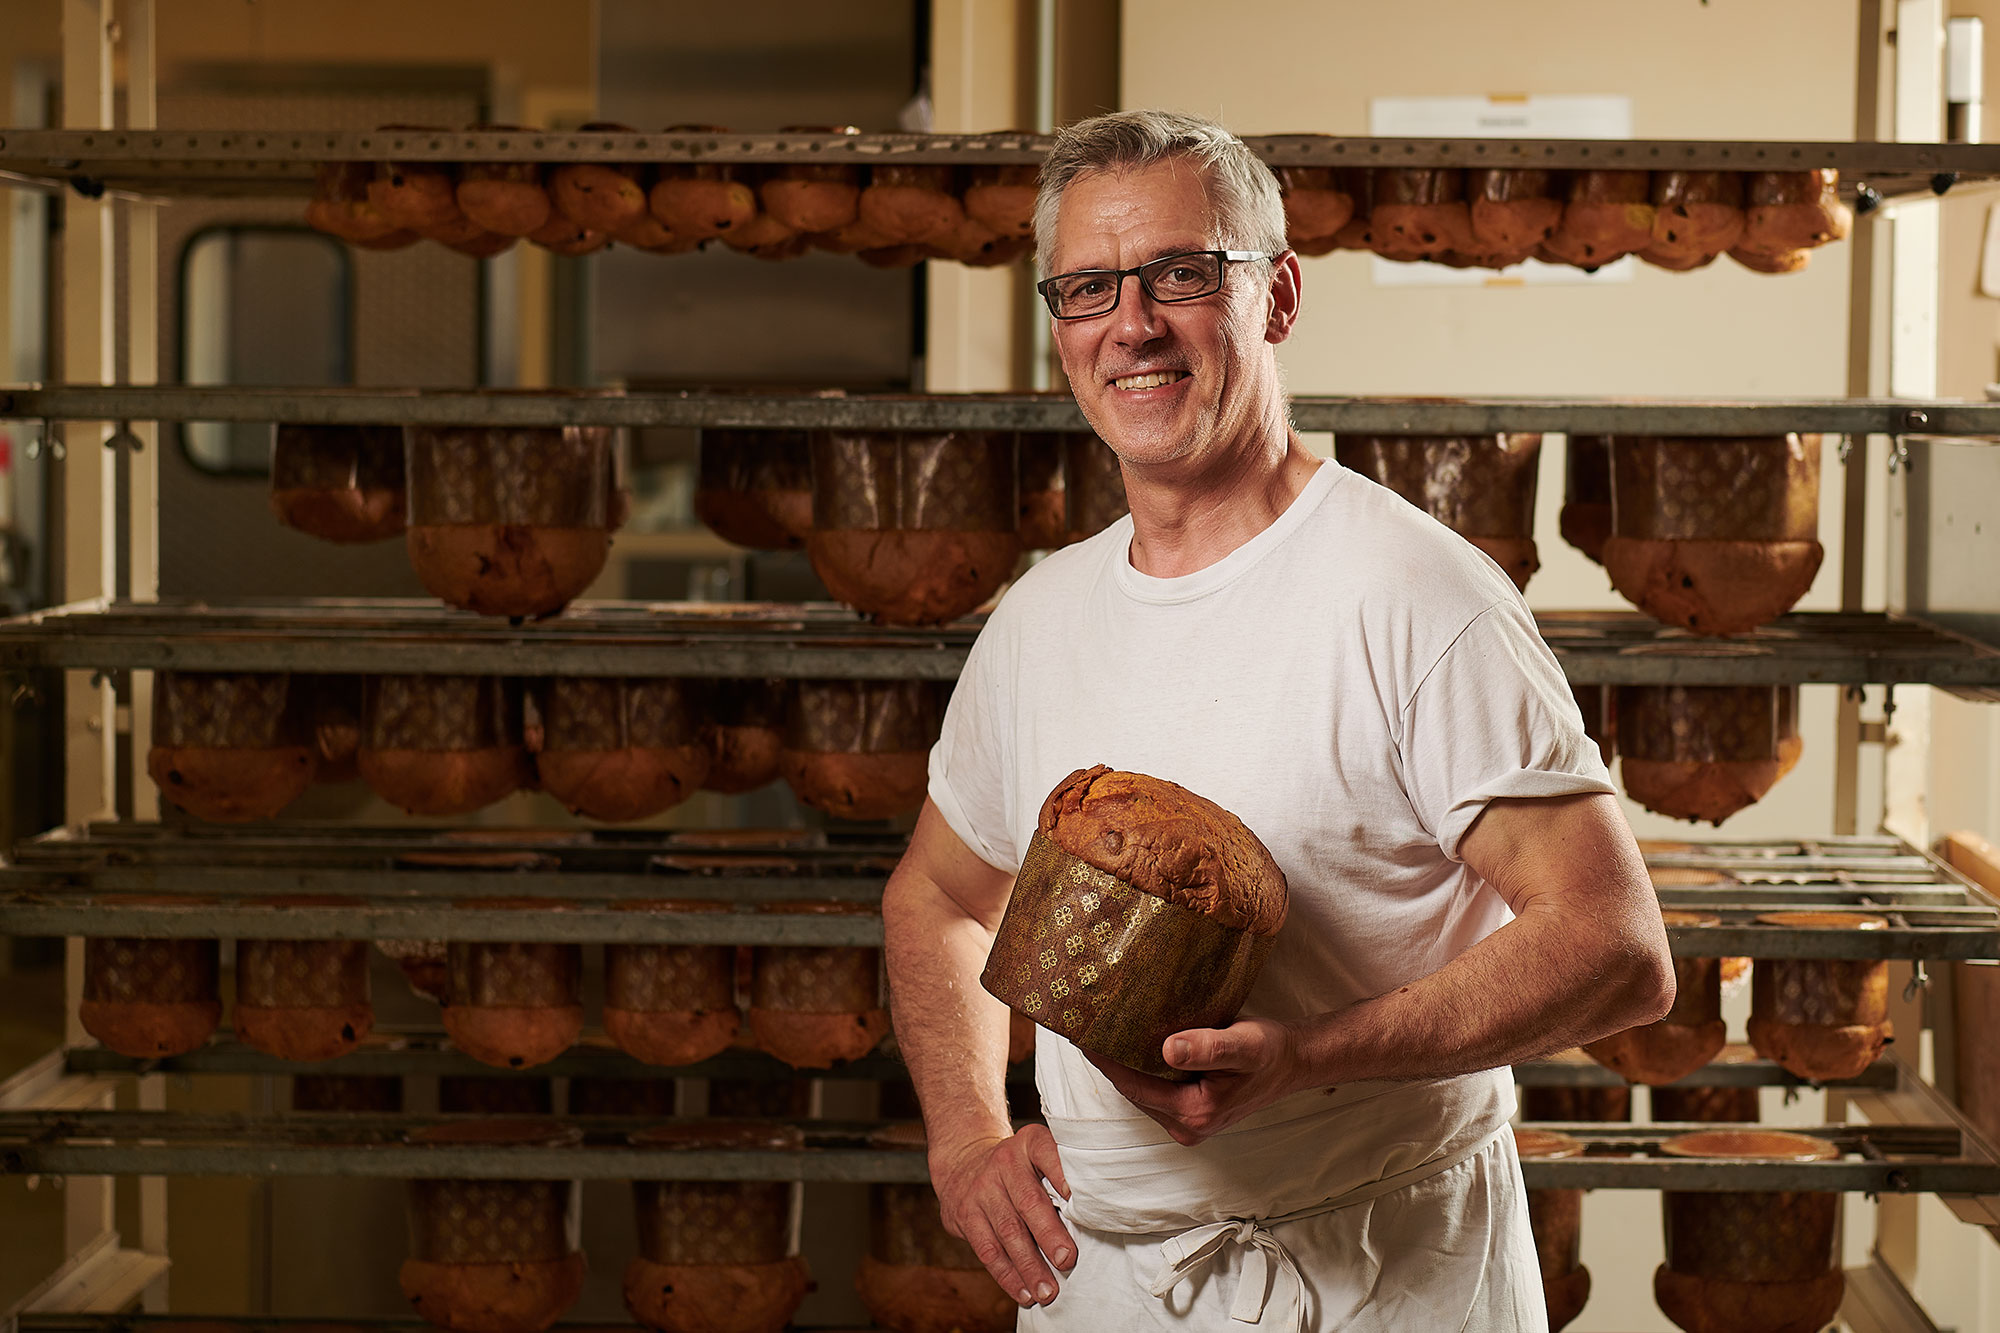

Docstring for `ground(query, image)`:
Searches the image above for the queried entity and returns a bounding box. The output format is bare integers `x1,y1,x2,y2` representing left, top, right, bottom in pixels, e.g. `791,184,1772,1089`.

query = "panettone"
983,766,1287,1078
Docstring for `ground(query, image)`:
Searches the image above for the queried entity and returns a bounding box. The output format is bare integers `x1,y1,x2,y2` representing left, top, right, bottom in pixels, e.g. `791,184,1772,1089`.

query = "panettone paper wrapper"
1334,434,1542,537
982,831,1274,1081
1611,435,1820,541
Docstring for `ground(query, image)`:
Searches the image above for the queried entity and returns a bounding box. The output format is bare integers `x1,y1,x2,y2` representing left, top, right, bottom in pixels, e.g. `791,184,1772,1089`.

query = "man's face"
1047,159,1280,471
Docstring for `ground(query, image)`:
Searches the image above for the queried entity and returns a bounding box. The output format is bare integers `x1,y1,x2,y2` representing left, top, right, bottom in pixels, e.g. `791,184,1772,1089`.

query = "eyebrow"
1061,245,1215,273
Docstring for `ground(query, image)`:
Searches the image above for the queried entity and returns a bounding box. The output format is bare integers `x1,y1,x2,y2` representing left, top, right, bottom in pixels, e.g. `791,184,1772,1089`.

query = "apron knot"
1149,1217,1305,1329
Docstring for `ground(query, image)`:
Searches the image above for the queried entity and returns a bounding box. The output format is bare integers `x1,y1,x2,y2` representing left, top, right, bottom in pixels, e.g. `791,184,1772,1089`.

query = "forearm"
1292,897,1673,1088
882,869,1016,1148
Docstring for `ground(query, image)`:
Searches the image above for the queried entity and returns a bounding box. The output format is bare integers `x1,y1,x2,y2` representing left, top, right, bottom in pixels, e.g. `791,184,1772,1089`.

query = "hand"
929,1125,1076,1308
1083,1016,1315,1146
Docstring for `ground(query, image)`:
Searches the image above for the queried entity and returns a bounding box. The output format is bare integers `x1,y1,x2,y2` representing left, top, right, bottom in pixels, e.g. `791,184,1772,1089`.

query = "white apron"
1023,1115,1548,1332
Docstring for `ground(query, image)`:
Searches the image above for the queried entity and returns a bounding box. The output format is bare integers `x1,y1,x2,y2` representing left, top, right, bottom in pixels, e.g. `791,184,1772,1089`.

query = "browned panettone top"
1615,685,1782,764
362,675,523,752
810,429,1017,533
1334,434,1541,538
785,679,946,754
1610,435,1821,541
536,677,704,752
153,672,311,749
406,422,614,527
1038,766,1288,937
272,424,406,492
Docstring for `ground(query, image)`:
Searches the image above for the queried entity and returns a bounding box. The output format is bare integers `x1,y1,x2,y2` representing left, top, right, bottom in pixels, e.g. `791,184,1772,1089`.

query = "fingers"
1026,1123,1072,1201
944,1130,1077,1306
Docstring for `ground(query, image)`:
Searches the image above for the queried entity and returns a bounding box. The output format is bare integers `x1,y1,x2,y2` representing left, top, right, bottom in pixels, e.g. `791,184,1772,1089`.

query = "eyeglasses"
1036,249,1277,320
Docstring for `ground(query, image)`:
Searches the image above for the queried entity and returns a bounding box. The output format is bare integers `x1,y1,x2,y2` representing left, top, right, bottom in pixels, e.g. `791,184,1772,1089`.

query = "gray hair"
1032,110,1287,276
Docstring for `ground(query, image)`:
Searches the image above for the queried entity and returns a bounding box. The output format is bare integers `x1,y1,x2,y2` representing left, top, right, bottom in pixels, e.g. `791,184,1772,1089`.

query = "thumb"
1163,1026,1253,1072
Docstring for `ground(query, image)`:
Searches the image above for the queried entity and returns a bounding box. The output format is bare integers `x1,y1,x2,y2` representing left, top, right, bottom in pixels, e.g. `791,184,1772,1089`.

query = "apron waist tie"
1149,1218,1305,1329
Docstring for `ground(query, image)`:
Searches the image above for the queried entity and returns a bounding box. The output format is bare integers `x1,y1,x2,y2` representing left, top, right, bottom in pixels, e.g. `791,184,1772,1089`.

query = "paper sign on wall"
1367,94,1635,287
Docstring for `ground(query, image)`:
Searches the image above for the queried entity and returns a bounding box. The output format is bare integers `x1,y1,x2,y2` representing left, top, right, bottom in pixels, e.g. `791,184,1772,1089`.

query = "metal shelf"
0,1107,1987,1191
8,384,2000,435
1,128,1993,199
1,829,1995,956
57,1032,1894,1092
3,602,1998,691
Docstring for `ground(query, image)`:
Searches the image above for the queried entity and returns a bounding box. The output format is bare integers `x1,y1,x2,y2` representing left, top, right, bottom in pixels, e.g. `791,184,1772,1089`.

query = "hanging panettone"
1467,169,1563,264
358,675,530,816
859,164,965,246
623,1121,811,1333
649,126,758,240
1514,1129,1590,1333
148,671,317,822
79,929,222,1059
857,1122,1018,1333
692,429,812,550
441,900,583,1069
1735,170,1850,273
305,161,403,244
1572,683,1614,768
401,1120,586,1333
759,125,863,233
1747,912,1893,1082
310,674,364,784
963,161,1040,239
983,766,1287,1079
1582,910,1727,1085
404,402,621,619
1368,168,1471,262
1334,434,1542,591
455,127,552,237
779,679,944,821
1653,1131,1843,1333
1016,431,1067,550
1559,435,1612,565
1539,170,1653,269
547,123,648,234
1652,1080,1762,1124
1603,434,1822,635
1521,1082,1631,1123
270,424,407,544
1642,171,1747,270
702,678,789,795
531,677,709,822
1276,165,1355,252
747,901,890,1068
234,905,374,1062
1617,685,1796,826
368,128,462,233
602,901,742,1068
1063,431,1129,544
806,427,1021,625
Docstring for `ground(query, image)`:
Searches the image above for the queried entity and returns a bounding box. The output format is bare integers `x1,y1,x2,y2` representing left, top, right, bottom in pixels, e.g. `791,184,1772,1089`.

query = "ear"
1264,250,1303,345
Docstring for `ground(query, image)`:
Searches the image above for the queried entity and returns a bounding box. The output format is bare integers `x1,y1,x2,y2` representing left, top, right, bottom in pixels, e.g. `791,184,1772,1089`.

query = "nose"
1108,273,1165,348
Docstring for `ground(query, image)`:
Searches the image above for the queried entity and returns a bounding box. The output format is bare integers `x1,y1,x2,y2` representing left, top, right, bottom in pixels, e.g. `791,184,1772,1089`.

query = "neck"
1121,405,1321,579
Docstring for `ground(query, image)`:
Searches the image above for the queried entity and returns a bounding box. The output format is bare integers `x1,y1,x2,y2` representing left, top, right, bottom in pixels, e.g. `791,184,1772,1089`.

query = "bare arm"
1090,791,1676,1144
882,799,1075,1308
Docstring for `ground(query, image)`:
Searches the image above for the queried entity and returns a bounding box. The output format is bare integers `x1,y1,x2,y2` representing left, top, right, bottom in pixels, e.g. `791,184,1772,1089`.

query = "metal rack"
1,127,1995,200
0,1106,1986,1193
8,384,2000,435
0,829,1993,953
3,602,1999,689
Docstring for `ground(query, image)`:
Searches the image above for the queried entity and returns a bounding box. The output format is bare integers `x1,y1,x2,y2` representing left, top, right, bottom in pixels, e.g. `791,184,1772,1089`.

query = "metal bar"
2,125,1997,169
0,1110,1987,1190
0,898,885,944
0,603,1995,688
6,386,2000,435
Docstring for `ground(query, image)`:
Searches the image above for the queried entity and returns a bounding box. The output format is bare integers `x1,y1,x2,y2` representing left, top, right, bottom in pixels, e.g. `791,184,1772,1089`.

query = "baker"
881,110,1676,1331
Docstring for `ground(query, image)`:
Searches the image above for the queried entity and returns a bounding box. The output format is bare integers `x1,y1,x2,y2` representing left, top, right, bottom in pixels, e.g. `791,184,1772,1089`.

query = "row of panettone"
1276,166,1850,274
148,672,947,823
1344,432,1824,637
1514,1083,1848,1333
80,899,920,1070
271,421,1127,624
305,122,1036,271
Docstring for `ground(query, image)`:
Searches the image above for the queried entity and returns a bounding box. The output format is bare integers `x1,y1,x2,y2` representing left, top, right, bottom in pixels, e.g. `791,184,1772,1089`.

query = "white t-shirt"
928,458,1614,1231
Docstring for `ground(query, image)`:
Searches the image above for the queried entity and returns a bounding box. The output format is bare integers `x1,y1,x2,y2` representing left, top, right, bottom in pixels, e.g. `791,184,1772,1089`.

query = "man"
881,109,1675,1331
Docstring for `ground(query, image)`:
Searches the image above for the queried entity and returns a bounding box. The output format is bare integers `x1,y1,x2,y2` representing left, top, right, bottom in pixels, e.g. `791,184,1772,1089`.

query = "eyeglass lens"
1045,251,1225,318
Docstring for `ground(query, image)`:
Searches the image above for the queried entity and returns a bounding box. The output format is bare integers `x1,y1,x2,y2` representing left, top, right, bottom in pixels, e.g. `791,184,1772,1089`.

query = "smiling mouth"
1111,370,1189,391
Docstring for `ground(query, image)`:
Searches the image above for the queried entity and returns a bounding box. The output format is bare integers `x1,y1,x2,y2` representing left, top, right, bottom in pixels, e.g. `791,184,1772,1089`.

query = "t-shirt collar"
1111,460,1344,605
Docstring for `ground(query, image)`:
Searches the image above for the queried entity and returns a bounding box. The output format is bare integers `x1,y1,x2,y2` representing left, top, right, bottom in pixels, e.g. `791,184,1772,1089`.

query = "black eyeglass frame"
1034,249,1280,321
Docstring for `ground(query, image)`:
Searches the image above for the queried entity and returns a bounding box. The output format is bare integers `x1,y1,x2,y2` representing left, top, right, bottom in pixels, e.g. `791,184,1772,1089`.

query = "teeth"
1113,371,1186,391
